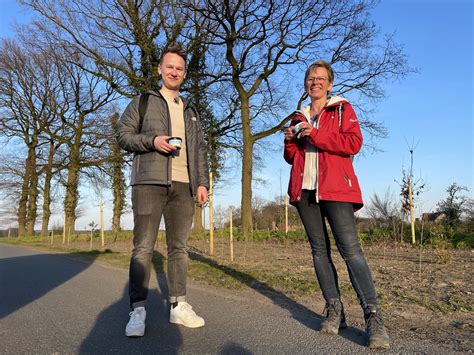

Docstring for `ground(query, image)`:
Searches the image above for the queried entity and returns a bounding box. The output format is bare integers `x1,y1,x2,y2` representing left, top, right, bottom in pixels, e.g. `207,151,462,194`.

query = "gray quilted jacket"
117,90,210,194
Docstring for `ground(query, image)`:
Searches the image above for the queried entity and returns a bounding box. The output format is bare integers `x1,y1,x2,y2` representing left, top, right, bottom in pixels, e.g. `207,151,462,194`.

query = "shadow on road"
0,244,98,319
189,249,367,347
79,250,184,354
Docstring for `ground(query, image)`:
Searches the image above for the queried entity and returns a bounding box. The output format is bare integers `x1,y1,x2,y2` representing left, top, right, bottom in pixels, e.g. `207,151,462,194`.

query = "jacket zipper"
315,112,321,203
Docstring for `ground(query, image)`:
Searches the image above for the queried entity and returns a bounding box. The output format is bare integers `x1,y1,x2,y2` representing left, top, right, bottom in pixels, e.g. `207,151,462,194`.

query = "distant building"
0,228,19,238
421,212,446,223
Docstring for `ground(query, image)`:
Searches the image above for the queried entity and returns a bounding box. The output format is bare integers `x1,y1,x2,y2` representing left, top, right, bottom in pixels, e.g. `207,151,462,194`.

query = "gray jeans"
293,190,379,310
129,182,195,308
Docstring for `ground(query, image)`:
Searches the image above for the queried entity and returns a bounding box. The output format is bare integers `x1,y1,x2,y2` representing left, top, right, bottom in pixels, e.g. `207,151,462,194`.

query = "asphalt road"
0,243,450,354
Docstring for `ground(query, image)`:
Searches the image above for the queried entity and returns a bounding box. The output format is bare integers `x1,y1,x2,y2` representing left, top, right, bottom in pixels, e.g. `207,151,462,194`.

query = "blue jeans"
293,190,378,309
129,182,195,308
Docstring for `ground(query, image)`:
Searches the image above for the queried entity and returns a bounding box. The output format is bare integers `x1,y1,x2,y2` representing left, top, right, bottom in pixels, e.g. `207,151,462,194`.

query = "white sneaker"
170,302,205,328
125,306,146,337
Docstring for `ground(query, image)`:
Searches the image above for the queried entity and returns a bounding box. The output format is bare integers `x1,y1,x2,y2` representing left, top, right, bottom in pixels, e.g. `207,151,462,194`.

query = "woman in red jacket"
284,60,389,350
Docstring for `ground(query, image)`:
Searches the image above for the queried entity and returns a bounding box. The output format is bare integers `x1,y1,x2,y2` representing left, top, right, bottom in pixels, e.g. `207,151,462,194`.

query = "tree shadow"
79,250,184,354
188,249,367,347
0,244,98,319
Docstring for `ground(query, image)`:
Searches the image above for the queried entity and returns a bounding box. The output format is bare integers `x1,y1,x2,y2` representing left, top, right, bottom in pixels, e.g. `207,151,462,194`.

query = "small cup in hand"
168,137,182,149
293,122,305,139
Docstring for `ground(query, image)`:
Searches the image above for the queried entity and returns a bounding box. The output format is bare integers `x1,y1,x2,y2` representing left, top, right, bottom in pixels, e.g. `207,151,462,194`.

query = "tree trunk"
17,157,31,237
64,165,79,235
41,140,55,237
193,203,204,233
111,113,125,239
111,164,125,238
26,145,38,236
64,132,82,235
240,99,254,238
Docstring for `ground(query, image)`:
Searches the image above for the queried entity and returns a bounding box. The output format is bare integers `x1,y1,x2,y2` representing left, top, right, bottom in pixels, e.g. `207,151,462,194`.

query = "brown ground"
184,237,473,352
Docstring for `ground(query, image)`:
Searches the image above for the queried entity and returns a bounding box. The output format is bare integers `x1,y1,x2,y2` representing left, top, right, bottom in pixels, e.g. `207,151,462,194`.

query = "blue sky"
1,0,472,229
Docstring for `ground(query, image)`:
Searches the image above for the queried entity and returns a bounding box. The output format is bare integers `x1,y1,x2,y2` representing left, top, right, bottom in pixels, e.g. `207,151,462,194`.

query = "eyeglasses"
306,77,329,83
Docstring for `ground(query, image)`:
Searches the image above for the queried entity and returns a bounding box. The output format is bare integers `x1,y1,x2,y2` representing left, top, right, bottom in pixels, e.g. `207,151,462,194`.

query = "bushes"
187,221,474,249
359,227,393,245
452,231,474,249
424,224,455,247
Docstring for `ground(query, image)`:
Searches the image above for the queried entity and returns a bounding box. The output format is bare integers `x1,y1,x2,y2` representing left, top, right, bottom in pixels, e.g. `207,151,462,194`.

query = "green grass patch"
188,261,246,289
392,291,472,313
187,252,320,296
60,248,130,269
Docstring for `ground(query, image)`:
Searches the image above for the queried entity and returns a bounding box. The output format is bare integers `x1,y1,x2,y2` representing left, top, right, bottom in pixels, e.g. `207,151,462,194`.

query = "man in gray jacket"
117,46,210,337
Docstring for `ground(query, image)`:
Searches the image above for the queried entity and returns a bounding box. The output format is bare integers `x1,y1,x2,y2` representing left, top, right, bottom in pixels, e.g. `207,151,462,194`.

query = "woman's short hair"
304,60,334,83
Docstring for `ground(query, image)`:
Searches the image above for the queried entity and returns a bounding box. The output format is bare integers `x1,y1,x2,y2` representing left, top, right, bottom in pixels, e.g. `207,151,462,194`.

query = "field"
2,232,473,351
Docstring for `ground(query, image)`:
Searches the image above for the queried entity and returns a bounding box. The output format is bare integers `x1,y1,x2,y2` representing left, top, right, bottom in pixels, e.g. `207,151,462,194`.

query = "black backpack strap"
138,93,149,132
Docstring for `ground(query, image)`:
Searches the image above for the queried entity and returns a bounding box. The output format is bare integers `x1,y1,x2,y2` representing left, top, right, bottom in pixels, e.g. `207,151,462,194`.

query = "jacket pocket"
343,174,352,188
342,160,357,189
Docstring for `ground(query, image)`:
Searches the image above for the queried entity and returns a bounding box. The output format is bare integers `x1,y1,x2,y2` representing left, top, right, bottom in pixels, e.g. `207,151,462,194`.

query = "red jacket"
284,96,364,210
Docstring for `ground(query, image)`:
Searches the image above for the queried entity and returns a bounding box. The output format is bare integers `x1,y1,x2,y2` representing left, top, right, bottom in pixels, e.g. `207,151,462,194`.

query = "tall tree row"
0,40,59,236
3,0,412,237
21,0,234,233
0,37,118,236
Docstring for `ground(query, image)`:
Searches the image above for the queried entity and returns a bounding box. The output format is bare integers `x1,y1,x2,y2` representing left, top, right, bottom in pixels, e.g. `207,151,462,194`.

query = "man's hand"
153,136,177,153
196,185,208,206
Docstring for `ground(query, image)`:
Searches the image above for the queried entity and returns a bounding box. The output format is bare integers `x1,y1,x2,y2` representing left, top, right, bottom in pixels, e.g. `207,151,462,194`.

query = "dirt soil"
184,237,473,352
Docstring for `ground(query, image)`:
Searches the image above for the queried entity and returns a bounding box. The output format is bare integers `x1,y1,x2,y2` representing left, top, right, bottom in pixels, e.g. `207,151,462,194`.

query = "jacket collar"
145,89,190,109
302,95,348,117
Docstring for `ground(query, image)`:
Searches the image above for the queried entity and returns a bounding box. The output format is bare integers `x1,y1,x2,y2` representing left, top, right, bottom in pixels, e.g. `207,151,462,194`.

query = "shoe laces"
178,302,197,316
129,308,145,325
366,310,384,334
323,302,341,322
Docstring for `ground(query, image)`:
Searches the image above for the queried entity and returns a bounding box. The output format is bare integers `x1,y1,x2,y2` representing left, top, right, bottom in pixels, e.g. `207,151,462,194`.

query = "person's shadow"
79,250,184,354
188,248,367,347
0,244,99,319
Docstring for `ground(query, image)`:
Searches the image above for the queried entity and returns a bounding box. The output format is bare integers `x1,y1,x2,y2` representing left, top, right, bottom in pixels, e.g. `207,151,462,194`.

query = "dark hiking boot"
320,299,347,334
364,308,390,349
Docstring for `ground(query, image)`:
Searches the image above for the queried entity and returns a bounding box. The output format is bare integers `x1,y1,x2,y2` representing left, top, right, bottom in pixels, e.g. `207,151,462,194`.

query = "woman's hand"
297,122,313,138
284,127,296,140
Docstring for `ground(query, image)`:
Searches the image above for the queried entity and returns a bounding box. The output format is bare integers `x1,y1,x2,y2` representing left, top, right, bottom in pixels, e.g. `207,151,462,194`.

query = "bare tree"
186,0,412,237
0,156,24,229
51,52,118,233
0,39,62,236
366,188,400,219
109,112,127,238
21,0,188,96
21,0,237,234
186,28,240,232
365,188,402,238
437,183,470,227
38,138,63,237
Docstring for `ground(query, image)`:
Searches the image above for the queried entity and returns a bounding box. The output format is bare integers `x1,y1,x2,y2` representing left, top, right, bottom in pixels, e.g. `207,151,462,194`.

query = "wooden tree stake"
209,172,214,256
